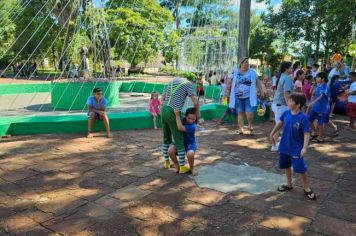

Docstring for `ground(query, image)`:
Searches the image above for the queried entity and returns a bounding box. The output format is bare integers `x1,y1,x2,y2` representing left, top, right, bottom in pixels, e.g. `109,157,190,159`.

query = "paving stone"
60,163,96,174
110,185,151,202
328,189,356,204
2,214,40,235
133,176,170,191
36,194,88,216
273,197,318,219
24,209,54,224
252,226,291,236
1,167,38,182
334,179,356,193
79,203,114,220
121,164,157,178
259,210,311,235
95,196,131,212
186,188,227,206
137,219,194,236
30,161,68,173
319,200,356,223
310,213,356,236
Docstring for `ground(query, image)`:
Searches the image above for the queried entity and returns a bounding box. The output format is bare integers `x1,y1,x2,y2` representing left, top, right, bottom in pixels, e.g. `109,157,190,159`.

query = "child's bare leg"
233,115,238,129
309,121,317,136
299,173,311,192
87,113,95,138
153,115,157,129
285,168,292,187
101,114,111,137
238,112,245,131
168,145,179,172
186,150,196,175
318,124,325,140
218,112,227,124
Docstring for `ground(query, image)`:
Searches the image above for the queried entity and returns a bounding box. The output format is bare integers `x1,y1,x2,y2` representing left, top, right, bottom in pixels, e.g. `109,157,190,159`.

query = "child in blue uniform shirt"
307,72,329,142
168,108,198,175
270,93,316,200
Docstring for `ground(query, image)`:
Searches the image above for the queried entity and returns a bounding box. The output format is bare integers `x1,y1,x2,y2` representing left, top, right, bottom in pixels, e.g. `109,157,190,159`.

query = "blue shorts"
279,153,307,174
172,142,197,152
235,97,255,113
307,110,329,125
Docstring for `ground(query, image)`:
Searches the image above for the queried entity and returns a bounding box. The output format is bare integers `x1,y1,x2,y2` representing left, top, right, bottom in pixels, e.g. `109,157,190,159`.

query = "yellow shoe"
179,165,190,174
163,160,170,169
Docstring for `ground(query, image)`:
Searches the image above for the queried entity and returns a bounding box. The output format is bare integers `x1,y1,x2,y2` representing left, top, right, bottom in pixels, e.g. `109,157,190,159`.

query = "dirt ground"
0,116,355,235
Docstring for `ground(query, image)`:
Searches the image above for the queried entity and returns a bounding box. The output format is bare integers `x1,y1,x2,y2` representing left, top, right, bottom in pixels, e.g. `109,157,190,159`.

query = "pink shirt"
303,83,312,101
149,99,161,115
294,80,303,92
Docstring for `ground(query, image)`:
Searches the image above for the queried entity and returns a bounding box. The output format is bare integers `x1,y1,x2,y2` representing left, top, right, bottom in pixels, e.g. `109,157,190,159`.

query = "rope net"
0,0,239,120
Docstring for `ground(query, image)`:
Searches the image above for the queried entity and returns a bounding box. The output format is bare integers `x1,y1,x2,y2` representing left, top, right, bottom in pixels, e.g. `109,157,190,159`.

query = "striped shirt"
163,77,195,109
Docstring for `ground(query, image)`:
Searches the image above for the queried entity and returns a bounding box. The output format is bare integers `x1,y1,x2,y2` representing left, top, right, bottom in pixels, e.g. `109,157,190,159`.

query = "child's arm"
269,121,283,144
300,132,310,157
174,109,186,132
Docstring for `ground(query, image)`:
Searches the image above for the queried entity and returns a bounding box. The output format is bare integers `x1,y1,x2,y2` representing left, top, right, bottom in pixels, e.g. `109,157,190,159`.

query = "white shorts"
272,103,289,123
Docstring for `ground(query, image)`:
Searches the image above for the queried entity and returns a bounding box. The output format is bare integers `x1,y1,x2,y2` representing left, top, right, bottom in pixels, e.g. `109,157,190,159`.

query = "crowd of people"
85,55,356,200
12,62,37,77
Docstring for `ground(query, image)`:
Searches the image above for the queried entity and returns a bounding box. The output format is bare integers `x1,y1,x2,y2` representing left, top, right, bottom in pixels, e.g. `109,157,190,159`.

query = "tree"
238,0,251,59
107,0,174,68
0,0,16,67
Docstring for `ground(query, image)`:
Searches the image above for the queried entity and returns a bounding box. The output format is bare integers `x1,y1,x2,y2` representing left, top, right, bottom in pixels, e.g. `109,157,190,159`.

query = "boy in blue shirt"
87,88,112,138
168,108,198,175
270,93,316,200
307,72,329,142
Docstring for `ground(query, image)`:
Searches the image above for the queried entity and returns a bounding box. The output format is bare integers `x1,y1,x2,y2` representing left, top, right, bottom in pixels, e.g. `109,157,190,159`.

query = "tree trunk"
315,16,322,61
175,0,180,71
238,0,251,60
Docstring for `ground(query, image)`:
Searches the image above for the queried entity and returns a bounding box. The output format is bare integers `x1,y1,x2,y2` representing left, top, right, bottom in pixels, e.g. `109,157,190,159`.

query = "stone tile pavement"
0,115,355,235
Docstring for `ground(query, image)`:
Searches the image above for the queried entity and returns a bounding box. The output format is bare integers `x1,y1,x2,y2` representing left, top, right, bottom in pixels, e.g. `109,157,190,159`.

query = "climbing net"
0,0,239,118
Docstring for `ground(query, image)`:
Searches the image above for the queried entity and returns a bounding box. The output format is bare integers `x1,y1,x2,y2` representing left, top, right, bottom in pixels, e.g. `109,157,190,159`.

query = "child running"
148,91,161,129
294,70,304,93
307,72,330,142
270,93,316,200
168,108,198,175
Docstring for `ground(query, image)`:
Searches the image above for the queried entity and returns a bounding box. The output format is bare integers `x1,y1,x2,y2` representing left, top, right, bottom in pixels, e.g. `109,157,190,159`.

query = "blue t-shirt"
87,96,107,110
279,110,310,156
311,83,329,114
182,118,197,150
330,81,341,100
234,70,254,99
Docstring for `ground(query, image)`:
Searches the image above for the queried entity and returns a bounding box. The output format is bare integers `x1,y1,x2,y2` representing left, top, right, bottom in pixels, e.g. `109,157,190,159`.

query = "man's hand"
174,109,180,116
300,147,307,157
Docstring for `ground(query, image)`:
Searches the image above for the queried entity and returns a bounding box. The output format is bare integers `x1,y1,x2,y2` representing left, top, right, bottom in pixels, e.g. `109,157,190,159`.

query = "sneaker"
179,165,190,174
270,144,278,152
163,160,170,169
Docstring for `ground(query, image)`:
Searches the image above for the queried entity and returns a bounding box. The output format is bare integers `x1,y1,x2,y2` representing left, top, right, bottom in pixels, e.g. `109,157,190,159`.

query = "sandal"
310,135,318,141
304,189,316,200
236,130,244,135
248,127,254,135
277,184,293,192
316,139,325,143
333,127,339,137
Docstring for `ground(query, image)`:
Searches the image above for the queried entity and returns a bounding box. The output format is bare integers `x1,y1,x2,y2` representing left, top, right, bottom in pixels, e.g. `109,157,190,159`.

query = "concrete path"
0,116,355,235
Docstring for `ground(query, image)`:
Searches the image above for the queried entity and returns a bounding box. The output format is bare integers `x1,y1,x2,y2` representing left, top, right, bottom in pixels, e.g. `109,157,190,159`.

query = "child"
303,75,313,105
168,108,198,175
87,88,111,138
148,91,161,129
346,72,356,130
307,72,329,142
270,93,316,200
219,78,227,104
271,71,279,93
196,73,205,103
293,70,304,93
329,75,344,116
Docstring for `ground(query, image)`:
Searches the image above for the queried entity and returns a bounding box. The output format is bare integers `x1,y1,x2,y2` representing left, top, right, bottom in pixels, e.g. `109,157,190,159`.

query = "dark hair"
293,61,301,71
280,61,292,73
313,63,320,68
329,75,339,89
220,78,225,83
294,70,304,83
93,88,102,93
185,107,197,119
349,72,356,79
305,75,313,81
317,72,328,82
289,93,306,108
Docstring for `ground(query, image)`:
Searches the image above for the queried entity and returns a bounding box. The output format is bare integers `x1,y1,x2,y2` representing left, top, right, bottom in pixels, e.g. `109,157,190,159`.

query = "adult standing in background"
228,57,258,135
